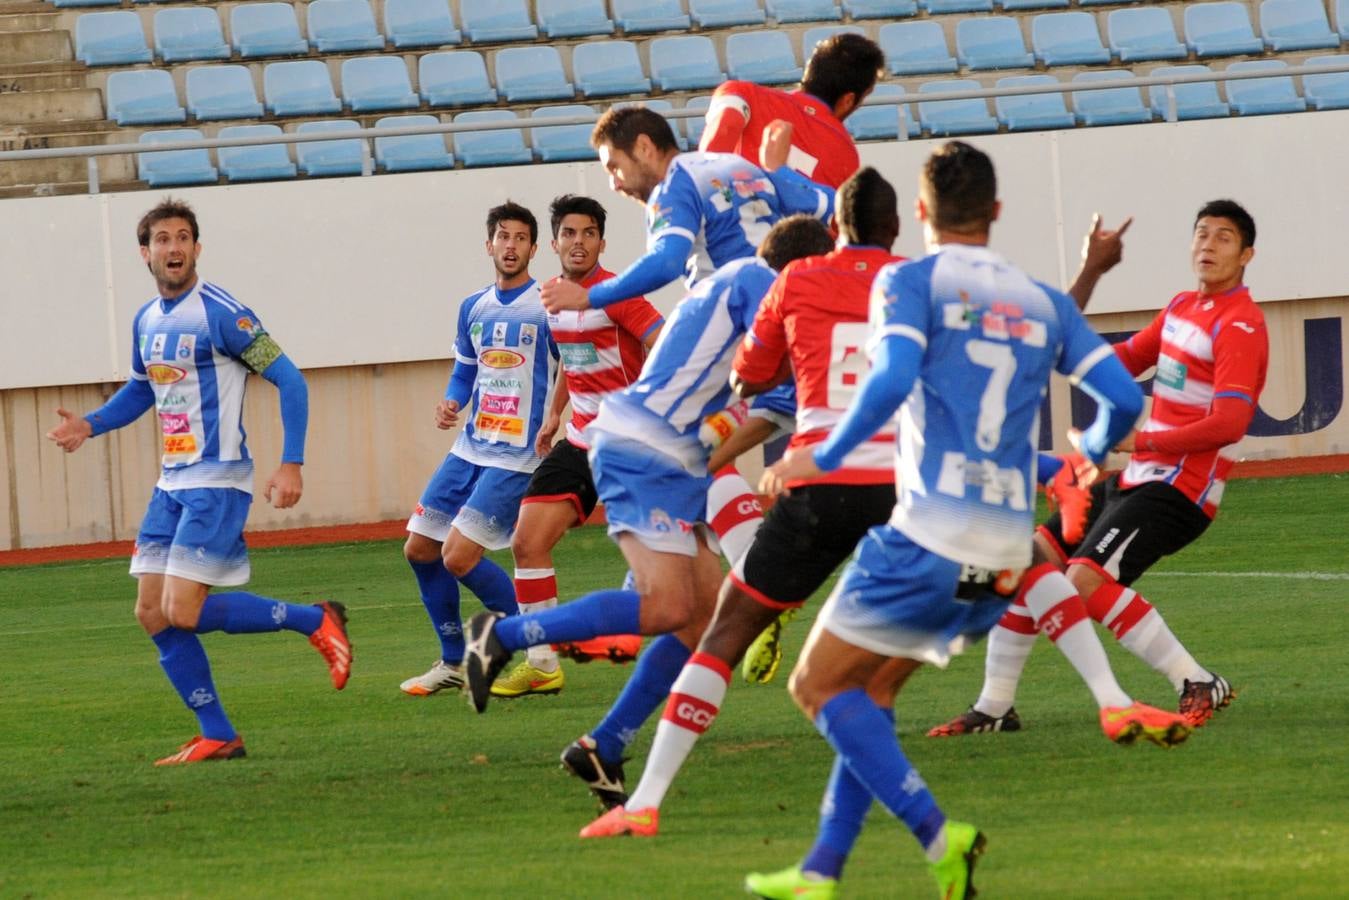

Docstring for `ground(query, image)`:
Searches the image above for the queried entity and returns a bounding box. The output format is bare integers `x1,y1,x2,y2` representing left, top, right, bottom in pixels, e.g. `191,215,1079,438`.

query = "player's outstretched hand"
540,277,591,314
1081,213,1133,278
435,398,460,430
535,411,560,457
759,447,822,497
264,462,303,509
759,119,795,172
47,407,93,453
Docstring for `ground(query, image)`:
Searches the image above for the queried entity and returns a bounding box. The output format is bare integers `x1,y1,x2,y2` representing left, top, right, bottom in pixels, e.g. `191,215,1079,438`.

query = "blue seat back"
295,119,366,176
538,0,614,37
264,60,343,116
956,16,1033,70
307,0,384,52
138,129,218,186
230,4,308,57
107,69,186,125
880,21,957,75
684,95,711,144
613,0,691,32
768,0,842,26
531,104,599,161
374,113,454,171
342,56,419,112
460,0,539,41
76,11,152,66
1071,70,1151,124
1260,0,1339,50
922,0,992,13
689,0,767,27
994,73,1074,130
384,0,461,48
419,50,497,105
495,46,574,102
154,8,229,62
455,109,533,166
1225,59,1307,114
650,36,724,91
218,124,297,181
726,30,803,84
573,40,652,97
846,82,919,139
186,65,264,120
1185,2,1266,56
1032,11,1110,66
1147,64,1229,119
1107,7,1186,62
843,0,917,18
917,78,997,134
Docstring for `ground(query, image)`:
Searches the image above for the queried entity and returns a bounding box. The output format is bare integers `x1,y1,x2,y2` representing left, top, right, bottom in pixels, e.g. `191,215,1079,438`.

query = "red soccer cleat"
154,734,246,766
553,634,642,665
1100,702,1190,748
1045,452,1098,545
309,601,352,690
579,805,659,839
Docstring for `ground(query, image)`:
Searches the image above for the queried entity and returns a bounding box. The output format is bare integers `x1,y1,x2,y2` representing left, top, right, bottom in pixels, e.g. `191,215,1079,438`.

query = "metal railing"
2,60,1346,194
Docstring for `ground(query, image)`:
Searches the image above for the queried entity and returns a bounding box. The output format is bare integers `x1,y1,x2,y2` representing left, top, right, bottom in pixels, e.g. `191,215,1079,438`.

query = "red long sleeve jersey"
1115,286,1269,517
734,246,904,487
699,81,859,189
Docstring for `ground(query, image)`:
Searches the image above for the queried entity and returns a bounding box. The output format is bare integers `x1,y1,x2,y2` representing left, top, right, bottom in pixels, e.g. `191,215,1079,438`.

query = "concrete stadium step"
0,176,140,199
0,7,62,33
0,87,101,125
0,29,71,66
0,67,87,93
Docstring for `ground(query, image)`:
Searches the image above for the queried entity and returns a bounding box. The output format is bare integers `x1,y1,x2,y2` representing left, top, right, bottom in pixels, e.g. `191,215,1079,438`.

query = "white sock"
1090,583,1209,693
972,602,1036,718
625,653,730,811
1022,568,1131,710
706,467,763,567
515,567,559,671
924,825,948,863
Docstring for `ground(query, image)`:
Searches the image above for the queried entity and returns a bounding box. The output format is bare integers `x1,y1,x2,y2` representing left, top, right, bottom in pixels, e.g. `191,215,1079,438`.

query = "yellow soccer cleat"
741,608,797,685
490,661,565,698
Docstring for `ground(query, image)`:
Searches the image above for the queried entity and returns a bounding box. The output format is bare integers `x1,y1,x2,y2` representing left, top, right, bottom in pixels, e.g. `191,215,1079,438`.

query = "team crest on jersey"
176,335,195,360
493,322,508,344
520,324,536,346
236,316,262,337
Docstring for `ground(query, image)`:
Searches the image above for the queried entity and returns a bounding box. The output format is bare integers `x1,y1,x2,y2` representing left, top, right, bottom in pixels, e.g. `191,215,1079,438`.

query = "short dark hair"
549,194,607,239
758,215,834,271
919,141,997,233
591,106,679,155
1195,199,1255,248
487,200,538,245
137,197,199,247
801,33,885,109
838,166,898,247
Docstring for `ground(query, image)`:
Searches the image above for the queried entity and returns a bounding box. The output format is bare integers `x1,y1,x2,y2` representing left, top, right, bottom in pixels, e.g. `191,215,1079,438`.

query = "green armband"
240,333,283,374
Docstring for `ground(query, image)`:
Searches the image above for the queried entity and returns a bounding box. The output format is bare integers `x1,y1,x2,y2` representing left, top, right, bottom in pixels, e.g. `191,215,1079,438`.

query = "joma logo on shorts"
1094,527,1120,555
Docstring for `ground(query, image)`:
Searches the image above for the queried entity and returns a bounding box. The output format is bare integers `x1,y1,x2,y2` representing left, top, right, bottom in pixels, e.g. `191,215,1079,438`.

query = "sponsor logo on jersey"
1156,355,1187,391
493,322,508,344
146,363,187,384
1233,321,1255,334
236,316,262,337
649,205,673,232
176,335,196,359
474,412,524,437
160,393,190,409
479,393,521,416
159,412,191,435
163,434,198,455
559,343,601,368
480,349,525,369
151,333,167,359
521,324,536,346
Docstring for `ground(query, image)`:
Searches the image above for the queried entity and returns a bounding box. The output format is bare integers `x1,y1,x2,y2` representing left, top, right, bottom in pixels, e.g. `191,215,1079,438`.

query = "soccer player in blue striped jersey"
540,107,835,316
399,202,562,697
46,198,350,766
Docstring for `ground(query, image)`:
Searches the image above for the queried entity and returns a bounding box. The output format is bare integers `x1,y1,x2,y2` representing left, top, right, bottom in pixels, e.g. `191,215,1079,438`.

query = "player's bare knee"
163,597,202,631
788,664,822,718
1067,564,1105,597
443,544,484,579
510,530,549,568
403,533,441,565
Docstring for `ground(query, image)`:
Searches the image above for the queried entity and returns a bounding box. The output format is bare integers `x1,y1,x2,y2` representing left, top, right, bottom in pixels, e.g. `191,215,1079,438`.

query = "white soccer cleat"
399,659,465,696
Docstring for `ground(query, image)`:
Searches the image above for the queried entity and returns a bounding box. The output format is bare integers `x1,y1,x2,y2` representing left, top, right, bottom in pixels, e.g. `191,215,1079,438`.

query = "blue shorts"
589,431,711,557
408,452,532,550
131,487,252,586
816,524,1011,667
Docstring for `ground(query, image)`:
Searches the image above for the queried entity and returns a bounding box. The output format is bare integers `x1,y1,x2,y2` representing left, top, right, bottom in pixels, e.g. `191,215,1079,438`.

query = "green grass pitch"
1,474,1345,898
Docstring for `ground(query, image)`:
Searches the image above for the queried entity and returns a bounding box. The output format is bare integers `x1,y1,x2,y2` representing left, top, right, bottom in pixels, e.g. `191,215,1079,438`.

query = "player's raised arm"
759,121,835,224
1055,297,1144,465
1067,214,1132,310
698,87,751,154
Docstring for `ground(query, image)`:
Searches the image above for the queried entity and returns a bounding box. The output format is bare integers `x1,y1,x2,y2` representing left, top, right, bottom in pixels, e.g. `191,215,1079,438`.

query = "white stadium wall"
1,112,1346,549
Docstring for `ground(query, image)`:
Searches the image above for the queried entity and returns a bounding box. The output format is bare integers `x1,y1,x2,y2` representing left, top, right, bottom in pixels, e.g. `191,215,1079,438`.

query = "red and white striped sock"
625,652,731,811
515,567,559,672
972,600,1037,718
1019,565,1131,710
706,467,763,568
1087,581,1209,692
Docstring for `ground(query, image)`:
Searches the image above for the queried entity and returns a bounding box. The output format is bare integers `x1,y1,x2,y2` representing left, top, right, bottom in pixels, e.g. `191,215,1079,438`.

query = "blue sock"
802,708,895,880
460,557,518,616
152,628,235,742
195,592,323,635
591,633,692,764
816,689,945,853
494,589,640,653
411,559,464,664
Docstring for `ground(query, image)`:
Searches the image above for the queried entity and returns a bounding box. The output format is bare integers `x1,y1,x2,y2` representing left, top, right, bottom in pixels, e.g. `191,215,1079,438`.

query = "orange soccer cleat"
1100,702,1191,748
552,634,642,665
578,805,659,839
1045,452,1098,546
309,601,352,690
154,734,246,766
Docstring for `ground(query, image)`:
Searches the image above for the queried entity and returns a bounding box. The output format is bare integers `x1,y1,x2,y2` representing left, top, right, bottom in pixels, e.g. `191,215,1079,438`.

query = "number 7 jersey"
873,244,1113,571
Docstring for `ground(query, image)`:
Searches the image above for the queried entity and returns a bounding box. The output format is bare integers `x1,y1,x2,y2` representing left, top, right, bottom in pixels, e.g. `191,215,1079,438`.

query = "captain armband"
240,333,284,374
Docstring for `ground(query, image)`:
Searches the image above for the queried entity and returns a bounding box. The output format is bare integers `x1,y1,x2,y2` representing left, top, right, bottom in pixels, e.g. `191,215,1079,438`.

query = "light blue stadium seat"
922,0,993,13
1107,7,1187,63
1033,12,1111,66
843,0,916,18
307,0,384,52
684,95,711,144
917,78,998,134
55,0,119,9
994,73,1074,130
1147,65,1230,120
530,104,598,162
802,25,864,59
460,0,538,42
186,65,264,121
1225,59,1307,114
374,114,454,171
384,0,461,48
295,120,366,177
1071,70,1152,126
218,124,297,181
957,16,1034,70
768,0,842,25
1001,0,1068,9
1303,55,1349,110
881,21,958,75
1077,0,1120,5
1339,0,1349,40
230,4,308,58
76,12,153,66
455,109,533,166
845,83,920,139
1260,0,1340,51
631,98,688,149
264,60,343,116
1185,2,1266,57
495,46,574,102
689,0,767,28
726,30,803,84
612,0,691,33
573,41,651,97
539,0,614,37
419,51,497,105
153,8,228,63
106,70,185,125
138,129,218,187
341,56,419,112
650,35,724,90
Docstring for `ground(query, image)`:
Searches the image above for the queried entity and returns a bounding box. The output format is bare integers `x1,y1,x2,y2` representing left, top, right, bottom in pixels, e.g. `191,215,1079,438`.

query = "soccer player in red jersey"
495,195,663,698
700,33,884,190
934,199,1268,737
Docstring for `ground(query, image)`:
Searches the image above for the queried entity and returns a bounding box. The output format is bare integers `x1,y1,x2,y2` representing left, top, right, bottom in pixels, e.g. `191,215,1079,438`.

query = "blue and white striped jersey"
589,257,777,473
451,280,560,473
872,244,1112,570
128,281,272,493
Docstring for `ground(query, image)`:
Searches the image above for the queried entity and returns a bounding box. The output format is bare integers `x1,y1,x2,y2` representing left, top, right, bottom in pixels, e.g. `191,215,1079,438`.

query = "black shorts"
1039,474,1211,587
733,482,896,608
522,438,598,522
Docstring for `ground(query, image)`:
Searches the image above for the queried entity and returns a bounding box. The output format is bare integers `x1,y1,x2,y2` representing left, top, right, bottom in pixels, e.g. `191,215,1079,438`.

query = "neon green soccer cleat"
930,821,986,900
741,608,797,684
489,661,565,698
744,864,838,900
